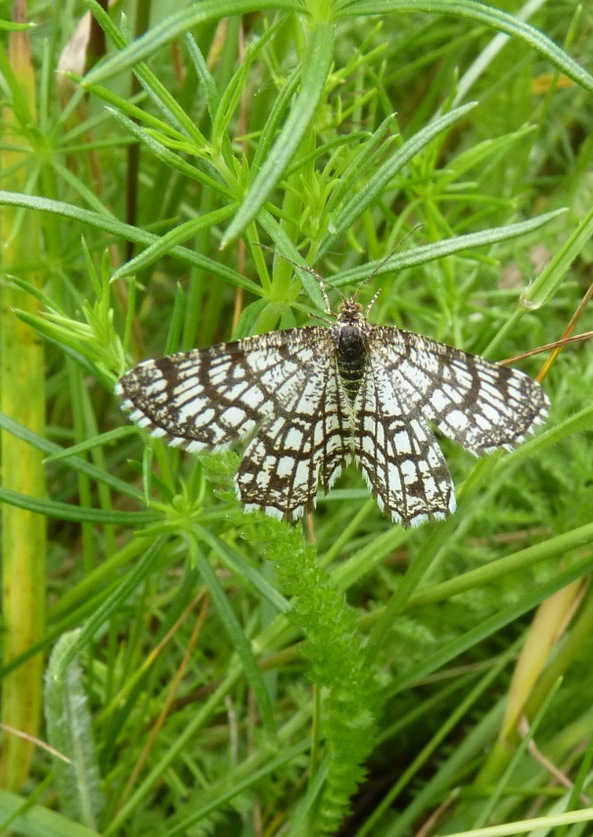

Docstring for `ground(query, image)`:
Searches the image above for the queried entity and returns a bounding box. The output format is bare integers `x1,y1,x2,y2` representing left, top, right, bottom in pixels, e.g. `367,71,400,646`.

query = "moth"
117,292,549,526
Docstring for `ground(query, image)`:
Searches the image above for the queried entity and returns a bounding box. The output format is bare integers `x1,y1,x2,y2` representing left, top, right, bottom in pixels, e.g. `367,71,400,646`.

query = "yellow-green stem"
0,6,46,789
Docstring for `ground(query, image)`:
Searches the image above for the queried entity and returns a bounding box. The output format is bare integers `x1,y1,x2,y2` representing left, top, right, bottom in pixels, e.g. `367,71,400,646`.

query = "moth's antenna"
365,288,382,316
250,242,339,314
354,224,424,302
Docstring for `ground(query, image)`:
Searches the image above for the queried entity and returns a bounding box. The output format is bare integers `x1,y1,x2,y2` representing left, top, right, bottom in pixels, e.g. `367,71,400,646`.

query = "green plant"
1,1,593,835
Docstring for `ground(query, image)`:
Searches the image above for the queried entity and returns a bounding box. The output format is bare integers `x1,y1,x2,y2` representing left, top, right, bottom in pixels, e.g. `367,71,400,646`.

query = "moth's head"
337,298,364,322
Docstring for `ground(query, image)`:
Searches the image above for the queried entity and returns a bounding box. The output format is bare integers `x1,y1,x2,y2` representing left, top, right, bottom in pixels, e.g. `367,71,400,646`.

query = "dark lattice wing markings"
116,328,325,451
236,346,353,520
354,354,455,526
117,326,354,519
117,306,550,526
370,327,551,456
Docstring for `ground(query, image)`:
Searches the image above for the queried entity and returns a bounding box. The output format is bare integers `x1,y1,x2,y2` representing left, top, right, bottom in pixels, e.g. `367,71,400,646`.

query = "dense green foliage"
1,1,593,835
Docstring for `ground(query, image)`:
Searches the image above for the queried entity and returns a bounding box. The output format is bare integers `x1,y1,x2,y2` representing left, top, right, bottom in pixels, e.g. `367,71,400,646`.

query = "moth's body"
117,297,550,526
332,300,372,405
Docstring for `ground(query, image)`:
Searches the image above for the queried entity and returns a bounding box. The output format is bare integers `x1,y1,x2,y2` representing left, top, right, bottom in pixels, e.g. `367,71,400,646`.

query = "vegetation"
1,1,593,835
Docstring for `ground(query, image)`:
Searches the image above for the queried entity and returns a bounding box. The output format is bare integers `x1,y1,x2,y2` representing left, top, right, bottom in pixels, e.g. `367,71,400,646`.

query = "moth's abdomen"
335,324,368,402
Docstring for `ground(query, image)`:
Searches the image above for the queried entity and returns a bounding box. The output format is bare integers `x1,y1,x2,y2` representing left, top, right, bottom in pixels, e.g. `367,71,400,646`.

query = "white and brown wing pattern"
117,298,550,526
355,325,550,525
236,332,352,520
369,328,550,455
353,356,455,525
116,328,352,520
117,331,313,451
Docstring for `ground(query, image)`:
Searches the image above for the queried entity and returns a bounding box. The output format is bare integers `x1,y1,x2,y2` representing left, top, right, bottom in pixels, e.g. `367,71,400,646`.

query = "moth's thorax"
332,299,371,402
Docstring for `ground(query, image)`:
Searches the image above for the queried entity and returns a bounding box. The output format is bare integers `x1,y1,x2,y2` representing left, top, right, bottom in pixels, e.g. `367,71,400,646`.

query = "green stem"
0,15,46,789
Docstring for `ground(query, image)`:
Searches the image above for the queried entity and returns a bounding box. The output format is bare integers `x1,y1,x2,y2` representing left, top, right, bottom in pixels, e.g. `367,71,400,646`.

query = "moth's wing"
117,328,326,451
370,327,550,455
353,353,455,527
236,344,352,520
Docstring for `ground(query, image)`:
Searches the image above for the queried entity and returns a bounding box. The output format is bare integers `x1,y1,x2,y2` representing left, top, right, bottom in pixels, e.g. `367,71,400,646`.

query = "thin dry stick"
519,715,592,806
539,279,593,380
502,331,593,365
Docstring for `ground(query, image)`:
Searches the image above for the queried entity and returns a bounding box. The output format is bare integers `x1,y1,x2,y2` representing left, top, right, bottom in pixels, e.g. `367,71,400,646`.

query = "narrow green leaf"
521,202,593,309
112,206,239,281
52,537,168,675
389,552,593,698
251,62,301,173
197,527,290,613
95,104,231,196
328,210,566,289
43,427,138,462
325,113,397,214
182,33,221,122
0,412,144,501
317,102,477,258
409,520,593,610
221,22,335,246
0,487,158,525
81,0,307,85
0,790,100,837
193,539,277,740
336,0,593,94
162,742,311,837
0,193,258,292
